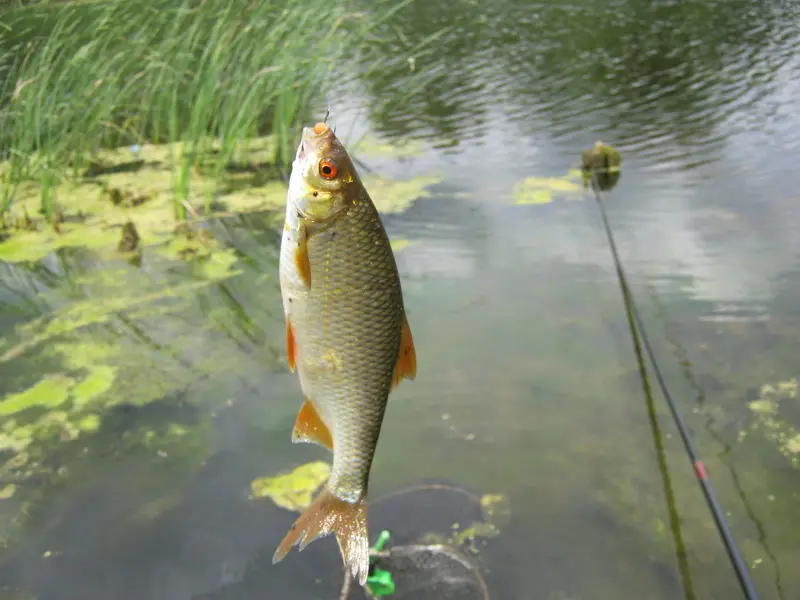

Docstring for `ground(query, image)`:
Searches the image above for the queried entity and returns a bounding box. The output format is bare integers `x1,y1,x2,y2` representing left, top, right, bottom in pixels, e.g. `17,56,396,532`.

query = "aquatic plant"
0,143,444,264
513,171,585,205
745,378,799,468
250,461,332,512
0,0,402,222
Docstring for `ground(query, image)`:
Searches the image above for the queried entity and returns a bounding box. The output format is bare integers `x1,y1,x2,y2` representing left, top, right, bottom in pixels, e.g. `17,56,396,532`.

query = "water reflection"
353,0,800,173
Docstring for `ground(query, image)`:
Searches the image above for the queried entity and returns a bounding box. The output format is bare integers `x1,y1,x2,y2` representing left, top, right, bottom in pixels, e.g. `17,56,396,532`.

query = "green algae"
479,492,512,528
0,220,121,264
0,137,283,264
0,133,443,556
513,172,585,205
250,460,331,512
217,180,288,214
448,492,510,554
363,174,444,214
0,375,75,417
745,377,799,467
0,366,109,460
0,484,17,500
390,238,415,252
415,491,510,557
0,138,441,266
0,311,234,496
196,247,244,281
2,279,217,362
350,133,427,160
71,365,116,408
76,414,101,433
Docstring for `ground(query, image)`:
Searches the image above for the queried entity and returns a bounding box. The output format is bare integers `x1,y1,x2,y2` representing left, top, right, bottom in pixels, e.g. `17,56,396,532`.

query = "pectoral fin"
286,317,297,373
294,222,311,288
292,398,333,451
391,314,417,390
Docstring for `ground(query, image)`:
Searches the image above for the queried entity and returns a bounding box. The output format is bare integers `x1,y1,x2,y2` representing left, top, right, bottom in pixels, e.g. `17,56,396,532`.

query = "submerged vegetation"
745,378,799,468
0,0,440,264
0,0,447,555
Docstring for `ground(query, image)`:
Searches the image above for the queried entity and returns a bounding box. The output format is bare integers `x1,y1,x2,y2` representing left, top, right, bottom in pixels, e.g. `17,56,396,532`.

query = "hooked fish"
272,121,417,585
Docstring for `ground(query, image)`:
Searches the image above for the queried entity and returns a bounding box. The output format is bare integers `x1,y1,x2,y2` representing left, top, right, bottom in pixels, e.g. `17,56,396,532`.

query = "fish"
272,120,417,585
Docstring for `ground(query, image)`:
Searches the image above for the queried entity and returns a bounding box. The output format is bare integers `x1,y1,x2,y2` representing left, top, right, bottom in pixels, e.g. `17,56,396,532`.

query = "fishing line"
587,170,761,600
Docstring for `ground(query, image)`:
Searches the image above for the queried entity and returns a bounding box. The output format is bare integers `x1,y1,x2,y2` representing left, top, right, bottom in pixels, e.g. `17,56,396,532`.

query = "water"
2,0,800,599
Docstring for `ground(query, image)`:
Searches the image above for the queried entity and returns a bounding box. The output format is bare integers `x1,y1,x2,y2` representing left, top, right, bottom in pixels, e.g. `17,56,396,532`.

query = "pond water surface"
1,1,800,599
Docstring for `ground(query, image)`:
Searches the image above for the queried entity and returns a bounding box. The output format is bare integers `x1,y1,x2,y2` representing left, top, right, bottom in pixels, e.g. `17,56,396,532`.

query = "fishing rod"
586,164,761,600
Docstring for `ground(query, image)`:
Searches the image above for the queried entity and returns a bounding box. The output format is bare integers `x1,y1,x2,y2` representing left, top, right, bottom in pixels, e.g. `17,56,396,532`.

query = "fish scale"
300,187,403,498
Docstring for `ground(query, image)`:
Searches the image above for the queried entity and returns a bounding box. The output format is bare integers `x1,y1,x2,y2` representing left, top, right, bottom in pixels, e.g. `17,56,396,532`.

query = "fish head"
288,121,356,223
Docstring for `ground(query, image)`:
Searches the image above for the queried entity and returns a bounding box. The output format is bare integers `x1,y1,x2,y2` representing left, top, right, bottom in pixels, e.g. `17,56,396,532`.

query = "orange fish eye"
319,159,338,180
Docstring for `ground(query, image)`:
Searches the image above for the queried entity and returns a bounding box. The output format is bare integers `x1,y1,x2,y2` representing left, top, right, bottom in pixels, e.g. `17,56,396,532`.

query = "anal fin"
292,398,333,451
391,313,417,390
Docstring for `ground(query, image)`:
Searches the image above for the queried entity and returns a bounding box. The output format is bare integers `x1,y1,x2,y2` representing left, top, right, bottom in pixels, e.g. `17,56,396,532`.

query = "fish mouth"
296,121,333,162
291,120,340,223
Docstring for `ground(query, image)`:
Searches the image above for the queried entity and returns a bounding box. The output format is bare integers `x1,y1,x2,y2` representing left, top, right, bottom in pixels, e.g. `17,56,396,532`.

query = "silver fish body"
273,121,417,586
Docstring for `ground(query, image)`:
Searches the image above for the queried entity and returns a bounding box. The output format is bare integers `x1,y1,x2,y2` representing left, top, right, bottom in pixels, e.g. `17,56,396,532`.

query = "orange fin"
294,223,311,288
391,314,417,390
286,318,297,372
291,398,333,451
272,489,369,586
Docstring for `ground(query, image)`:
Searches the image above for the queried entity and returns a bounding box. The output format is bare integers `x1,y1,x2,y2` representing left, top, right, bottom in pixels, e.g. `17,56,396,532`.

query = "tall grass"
0,0,389,223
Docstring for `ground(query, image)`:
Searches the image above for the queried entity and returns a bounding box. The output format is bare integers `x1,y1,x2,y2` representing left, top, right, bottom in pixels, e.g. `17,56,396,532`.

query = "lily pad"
250,460,331,512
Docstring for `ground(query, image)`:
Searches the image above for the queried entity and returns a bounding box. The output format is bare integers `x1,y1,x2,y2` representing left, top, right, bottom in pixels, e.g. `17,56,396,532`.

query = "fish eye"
319,158,338,180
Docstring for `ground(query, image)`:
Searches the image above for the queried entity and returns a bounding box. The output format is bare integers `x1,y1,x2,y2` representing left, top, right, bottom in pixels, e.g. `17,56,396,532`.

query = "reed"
0,0,382,221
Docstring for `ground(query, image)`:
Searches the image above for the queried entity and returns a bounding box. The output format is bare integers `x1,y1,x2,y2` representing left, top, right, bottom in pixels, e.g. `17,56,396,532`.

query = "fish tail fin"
272,488,370,586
